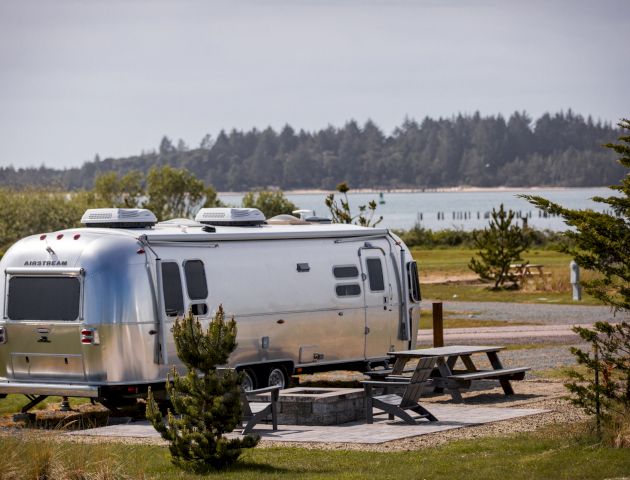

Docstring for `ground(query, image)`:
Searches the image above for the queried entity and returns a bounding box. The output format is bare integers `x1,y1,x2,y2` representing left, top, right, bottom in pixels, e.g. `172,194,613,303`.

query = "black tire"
266,365,289,389
240,368,258,391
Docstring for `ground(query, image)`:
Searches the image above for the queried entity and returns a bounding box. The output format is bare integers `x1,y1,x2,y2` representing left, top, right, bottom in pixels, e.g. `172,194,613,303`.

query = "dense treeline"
0,111,622,191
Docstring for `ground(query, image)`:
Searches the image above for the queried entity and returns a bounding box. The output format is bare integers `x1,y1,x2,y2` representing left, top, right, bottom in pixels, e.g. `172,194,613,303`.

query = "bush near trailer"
325,181,383,227
242,190,297,218
146,305,258,473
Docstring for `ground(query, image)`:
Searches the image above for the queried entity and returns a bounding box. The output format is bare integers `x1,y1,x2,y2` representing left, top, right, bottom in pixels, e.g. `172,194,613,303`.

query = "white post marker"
570,260,581,301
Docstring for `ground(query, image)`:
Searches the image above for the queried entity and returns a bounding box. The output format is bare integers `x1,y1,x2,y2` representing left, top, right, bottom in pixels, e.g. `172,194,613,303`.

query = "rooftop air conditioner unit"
194,208,266,226
80,208,157,228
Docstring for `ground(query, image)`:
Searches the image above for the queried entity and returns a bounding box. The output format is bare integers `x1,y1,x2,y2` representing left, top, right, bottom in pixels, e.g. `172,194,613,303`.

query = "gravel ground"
30,380,584,452
256,383,587,452
431,299,627,325
500,345,581,376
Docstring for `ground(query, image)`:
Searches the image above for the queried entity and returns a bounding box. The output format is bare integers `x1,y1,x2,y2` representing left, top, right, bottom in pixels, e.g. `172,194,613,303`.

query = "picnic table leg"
436,357,463,402
433,355,457,394
460,355,477,372
486,351,515,395
446,355,459,370
390,357,408,375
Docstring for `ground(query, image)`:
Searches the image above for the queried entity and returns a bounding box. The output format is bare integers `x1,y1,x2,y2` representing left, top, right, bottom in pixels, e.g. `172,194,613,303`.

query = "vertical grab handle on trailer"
154,258,169,365
399,248,410,342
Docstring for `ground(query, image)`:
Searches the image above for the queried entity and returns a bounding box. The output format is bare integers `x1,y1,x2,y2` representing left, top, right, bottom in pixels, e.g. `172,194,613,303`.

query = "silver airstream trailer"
0,207,421,411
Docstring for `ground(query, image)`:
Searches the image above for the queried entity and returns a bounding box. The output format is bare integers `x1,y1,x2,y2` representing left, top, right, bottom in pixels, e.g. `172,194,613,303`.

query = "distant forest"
0,111,623,191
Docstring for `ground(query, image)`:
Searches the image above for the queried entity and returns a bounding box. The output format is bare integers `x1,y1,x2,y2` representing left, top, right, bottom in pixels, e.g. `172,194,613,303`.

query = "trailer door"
156,260,185,364
359,248,393,358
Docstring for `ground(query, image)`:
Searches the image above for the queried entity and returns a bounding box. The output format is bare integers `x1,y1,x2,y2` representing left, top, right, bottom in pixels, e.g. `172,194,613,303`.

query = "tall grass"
0,438,132,480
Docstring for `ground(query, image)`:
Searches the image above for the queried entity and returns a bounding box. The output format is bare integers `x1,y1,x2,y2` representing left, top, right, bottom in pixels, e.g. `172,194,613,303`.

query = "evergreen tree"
159,136,176,155
199,134,214,150
146,306,258,472
523,119,630,312
468,204,531,289
524,120,630,443
565,321,630,442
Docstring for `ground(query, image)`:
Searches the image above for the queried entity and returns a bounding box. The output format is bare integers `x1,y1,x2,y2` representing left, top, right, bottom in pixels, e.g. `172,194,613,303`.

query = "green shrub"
146,306,257,472
325,182,382,227
567,322,630,446
242,190,297,218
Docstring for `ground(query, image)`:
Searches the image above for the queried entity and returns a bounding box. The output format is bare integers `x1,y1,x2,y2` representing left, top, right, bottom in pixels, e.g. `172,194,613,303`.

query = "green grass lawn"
412,247,603,305
421,282,601,305
411,248,576,277
411,247,480,277
2,423,628,479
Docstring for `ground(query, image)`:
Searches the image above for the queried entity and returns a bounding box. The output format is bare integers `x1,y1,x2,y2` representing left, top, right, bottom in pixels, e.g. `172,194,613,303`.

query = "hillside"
0,111,623,191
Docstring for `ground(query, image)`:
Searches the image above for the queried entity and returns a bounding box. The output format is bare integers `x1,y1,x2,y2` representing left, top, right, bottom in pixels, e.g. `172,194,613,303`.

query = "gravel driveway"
426,299,626,325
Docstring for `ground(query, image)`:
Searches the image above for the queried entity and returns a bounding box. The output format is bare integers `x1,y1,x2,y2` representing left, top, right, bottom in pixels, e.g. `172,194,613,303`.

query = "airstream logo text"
23,260,68,266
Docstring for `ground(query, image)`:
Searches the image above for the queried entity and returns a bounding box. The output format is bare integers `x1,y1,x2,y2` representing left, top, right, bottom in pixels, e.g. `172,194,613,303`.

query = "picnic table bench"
382,345,530,402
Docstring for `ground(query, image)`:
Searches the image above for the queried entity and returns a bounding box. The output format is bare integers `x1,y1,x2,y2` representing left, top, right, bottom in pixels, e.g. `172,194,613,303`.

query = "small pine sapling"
146,305,257,473
567,322,630,444
468,203,531,289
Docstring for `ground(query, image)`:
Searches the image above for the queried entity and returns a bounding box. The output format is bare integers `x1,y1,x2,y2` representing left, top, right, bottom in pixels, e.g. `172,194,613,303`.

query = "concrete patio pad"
67,404,547,444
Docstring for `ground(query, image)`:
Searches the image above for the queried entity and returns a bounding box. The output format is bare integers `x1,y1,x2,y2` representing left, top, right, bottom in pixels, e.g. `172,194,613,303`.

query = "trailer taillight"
0,326,6,344
80,328,99,345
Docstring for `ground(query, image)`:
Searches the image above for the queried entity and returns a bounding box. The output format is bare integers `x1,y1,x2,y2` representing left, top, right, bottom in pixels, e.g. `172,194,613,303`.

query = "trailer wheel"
241,368,257,391
266,366,289,389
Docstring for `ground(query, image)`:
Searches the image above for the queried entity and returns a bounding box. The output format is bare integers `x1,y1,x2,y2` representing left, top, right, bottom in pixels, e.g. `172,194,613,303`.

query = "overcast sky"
1,0,629,169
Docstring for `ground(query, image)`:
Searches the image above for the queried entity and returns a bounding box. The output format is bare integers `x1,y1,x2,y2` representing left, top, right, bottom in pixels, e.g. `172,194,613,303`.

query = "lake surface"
219,188,613,231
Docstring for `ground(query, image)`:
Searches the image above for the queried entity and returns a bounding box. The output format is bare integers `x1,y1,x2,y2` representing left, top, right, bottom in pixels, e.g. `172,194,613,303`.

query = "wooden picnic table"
385,345,530,402
509,263,548,279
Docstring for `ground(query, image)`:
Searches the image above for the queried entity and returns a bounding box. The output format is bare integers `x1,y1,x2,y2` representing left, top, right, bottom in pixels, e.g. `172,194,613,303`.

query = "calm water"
219,188,613,231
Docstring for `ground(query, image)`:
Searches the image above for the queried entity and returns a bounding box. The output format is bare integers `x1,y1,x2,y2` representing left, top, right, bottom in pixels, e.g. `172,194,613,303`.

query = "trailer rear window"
7,276,80,321
161,262,184,316
407,261,421,302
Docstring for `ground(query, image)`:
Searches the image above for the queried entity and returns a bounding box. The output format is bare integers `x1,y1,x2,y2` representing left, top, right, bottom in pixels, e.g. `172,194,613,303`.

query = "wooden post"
432,302,444,347
594,343,601,437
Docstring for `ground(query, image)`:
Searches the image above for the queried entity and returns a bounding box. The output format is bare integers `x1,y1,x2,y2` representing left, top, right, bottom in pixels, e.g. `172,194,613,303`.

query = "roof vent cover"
81,208,157,228
195,208,266,226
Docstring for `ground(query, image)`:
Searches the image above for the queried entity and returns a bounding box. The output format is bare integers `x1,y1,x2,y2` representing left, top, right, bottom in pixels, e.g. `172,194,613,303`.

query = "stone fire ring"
259,387,366,426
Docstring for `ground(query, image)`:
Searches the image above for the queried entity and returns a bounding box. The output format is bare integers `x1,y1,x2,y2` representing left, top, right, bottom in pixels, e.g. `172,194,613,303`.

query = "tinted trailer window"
8,276,80,321
161,262,184,316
